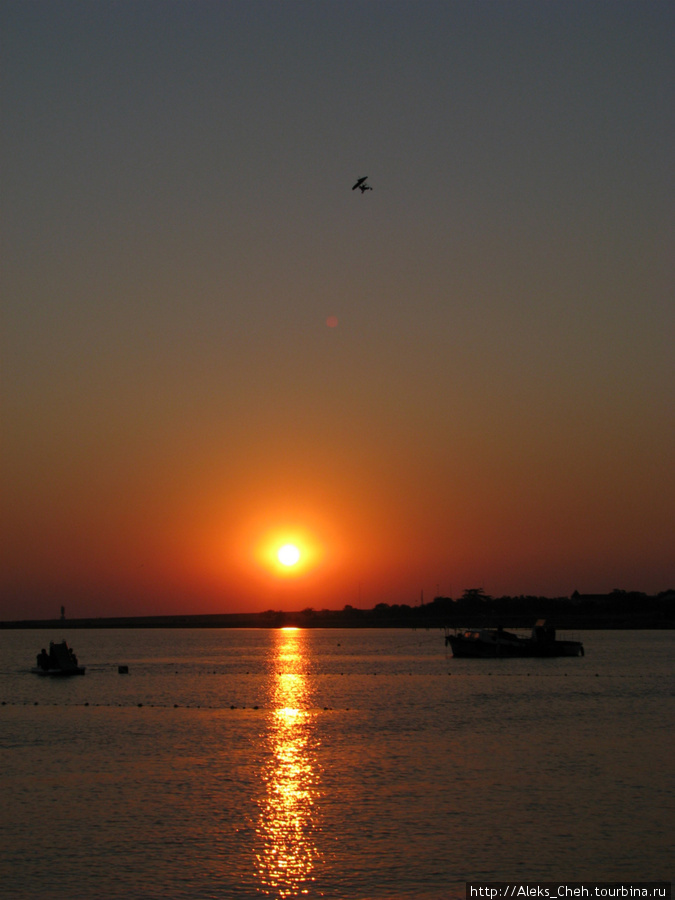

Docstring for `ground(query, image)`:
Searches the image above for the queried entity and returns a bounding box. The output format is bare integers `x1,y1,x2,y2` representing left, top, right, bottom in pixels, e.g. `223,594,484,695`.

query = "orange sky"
2,2,673,619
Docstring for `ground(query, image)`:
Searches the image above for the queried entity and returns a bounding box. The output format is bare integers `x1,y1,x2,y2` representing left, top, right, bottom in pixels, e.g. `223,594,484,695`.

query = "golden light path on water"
255,628,322,897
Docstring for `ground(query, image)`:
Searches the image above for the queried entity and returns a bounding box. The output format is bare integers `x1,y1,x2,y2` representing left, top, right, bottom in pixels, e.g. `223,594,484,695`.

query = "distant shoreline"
1,607,673,631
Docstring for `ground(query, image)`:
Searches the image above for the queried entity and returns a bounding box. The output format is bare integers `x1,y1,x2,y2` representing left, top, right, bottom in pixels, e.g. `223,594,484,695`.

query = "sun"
254,527,323,579
277,543,301,567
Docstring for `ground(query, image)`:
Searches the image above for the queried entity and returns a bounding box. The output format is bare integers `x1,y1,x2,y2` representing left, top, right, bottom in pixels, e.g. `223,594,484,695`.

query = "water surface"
1,628,672,899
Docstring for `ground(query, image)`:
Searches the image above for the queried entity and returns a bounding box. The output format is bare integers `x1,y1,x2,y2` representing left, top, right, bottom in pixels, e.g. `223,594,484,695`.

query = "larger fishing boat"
445,620,584,658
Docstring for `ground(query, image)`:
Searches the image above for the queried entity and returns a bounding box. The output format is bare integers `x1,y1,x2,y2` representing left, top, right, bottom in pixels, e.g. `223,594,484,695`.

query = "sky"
2,0,674,619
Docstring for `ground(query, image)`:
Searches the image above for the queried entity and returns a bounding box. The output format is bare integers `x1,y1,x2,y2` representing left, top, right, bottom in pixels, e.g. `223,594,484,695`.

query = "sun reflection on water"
255,628,322,897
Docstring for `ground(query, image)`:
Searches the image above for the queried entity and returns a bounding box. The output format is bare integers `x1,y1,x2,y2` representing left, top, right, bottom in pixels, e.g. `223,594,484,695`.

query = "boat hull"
447,628,584,658
31,666,86,676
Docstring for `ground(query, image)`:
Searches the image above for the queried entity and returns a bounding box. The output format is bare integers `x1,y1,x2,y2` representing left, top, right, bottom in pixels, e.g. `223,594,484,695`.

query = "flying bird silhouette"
352,176,372,193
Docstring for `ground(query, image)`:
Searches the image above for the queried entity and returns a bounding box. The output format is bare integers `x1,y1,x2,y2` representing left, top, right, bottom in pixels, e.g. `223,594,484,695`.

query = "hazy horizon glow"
2,1,673,619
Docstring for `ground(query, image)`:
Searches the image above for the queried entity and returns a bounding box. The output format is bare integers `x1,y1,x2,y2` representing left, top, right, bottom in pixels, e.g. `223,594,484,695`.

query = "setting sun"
250,523,332,586
277,544,301,567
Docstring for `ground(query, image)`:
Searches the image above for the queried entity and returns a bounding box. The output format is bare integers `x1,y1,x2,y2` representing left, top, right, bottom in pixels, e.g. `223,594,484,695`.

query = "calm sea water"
0,628,672,900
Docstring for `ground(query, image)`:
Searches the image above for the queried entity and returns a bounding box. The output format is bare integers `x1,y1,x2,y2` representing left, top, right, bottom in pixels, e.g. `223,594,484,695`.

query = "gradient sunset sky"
2,0,673,619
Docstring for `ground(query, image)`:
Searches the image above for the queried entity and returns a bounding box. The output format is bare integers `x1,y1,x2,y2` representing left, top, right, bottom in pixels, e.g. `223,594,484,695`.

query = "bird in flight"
352,176,372,193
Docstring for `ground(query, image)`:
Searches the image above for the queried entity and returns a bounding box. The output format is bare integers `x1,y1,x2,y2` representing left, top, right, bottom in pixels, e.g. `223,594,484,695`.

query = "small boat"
32,640,86,676
445,620,584,658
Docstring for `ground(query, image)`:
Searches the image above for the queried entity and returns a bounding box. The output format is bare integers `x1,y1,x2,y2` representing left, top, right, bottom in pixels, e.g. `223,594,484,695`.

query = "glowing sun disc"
277,543,301,566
